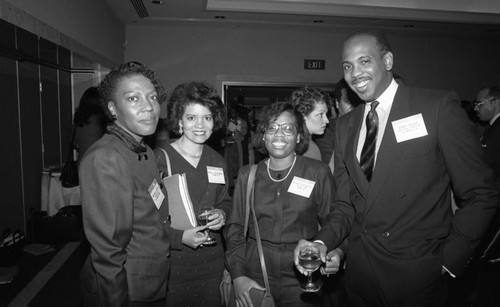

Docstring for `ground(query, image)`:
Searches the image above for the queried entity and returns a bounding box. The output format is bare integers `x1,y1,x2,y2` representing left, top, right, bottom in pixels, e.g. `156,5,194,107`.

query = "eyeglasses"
266,123,296,135
474,98,494,108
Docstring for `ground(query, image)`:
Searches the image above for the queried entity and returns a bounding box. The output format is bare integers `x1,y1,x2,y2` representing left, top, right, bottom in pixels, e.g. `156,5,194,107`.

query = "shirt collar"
365,78,398,111
490,112,500,126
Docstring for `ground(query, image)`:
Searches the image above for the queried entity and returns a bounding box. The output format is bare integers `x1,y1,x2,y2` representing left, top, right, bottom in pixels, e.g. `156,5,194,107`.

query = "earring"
179,126,183,135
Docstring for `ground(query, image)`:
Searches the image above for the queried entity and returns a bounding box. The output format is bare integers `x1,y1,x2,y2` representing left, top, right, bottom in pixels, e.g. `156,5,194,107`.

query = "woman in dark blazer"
79,62,181,306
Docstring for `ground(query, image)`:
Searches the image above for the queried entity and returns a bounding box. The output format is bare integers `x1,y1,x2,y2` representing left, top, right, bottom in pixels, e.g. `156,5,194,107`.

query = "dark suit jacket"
317,85,498,304
79,133,177,306
483,116,500,189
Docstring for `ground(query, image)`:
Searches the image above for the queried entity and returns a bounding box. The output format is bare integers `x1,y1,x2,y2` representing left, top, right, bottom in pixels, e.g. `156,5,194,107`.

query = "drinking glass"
197,206,216,245
298,245,322,292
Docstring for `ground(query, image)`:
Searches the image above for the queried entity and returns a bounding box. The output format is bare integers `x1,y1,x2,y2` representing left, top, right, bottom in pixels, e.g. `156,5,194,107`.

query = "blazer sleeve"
315,118,355,250
80,147,133,306
438,92,499,275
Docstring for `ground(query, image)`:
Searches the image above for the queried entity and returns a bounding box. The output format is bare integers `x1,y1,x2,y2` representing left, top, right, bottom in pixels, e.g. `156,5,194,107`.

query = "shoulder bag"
60,126,79,188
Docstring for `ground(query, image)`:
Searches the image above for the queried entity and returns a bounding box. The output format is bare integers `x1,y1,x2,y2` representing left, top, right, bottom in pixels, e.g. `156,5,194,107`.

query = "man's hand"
320,247,344,276
294,239,327,275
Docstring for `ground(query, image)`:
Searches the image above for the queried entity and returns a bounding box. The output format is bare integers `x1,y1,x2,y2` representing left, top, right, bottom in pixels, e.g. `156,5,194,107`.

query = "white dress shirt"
356,79,399,166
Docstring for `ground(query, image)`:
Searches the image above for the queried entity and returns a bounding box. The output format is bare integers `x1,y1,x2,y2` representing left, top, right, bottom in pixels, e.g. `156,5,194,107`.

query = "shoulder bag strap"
249,165,272,294
160,148,172,177
244,164,257,237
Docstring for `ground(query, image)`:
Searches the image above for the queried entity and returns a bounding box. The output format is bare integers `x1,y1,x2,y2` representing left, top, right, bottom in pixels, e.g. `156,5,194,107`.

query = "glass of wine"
298,245,322,292
197,206,216,245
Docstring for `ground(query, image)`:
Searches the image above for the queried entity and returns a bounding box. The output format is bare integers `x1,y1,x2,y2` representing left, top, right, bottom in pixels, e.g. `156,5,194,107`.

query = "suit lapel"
364,86,410,215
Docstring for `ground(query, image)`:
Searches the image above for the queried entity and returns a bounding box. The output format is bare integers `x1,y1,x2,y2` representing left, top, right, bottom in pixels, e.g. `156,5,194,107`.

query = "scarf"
106,124,147,154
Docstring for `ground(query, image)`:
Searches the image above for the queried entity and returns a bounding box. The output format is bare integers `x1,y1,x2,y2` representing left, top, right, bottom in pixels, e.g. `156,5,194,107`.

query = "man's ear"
383,52,393,71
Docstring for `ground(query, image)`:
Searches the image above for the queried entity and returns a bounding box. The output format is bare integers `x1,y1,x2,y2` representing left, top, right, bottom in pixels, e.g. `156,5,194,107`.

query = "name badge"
148,178,165,210
391,113,428,143
207,166,225,184
288,176,315,198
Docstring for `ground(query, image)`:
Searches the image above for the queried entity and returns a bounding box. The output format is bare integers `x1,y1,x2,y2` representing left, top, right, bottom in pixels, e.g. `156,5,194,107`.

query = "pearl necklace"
175,141,202,159
266,155,297,183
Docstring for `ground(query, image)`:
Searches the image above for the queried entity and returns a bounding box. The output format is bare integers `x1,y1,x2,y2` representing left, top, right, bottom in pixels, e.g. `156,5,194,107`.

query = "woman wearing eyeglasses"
225,101,335,306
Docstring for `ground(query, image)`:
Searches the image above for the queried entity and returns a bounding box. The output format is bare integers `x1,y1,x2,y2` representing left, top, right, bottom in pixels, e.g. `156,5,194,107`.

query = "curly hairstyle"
254,101,309,155
291,85,330,117
97,61,166,122
332,78,363,109
167,81,226,135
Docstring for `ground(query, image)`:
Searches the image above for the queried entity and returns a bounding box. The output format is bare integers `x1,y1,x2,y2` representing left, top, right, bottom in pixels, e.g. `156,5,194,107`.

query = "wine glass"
298,245,322,292
197,206,216,245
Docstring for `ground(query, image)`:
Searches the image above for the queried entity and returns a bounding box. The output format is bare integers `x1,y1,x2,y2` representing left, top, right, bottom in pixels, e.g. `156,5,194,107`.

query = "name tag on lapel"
288,176,315,198
207,166,225,184
148,178,165,209
391,113,428,143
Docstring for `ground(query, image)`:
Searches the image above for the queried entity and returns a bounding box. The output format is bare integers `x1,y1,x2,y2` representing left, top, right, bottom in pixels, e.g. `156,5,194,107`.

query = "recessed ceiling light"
214,15,226,19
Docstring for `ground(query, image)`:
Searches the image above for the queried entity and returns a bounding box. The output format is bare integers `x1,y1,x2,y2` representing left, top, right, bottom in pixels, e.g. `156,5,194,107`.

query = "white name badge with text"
391,113,428,143
288,176,315,198
148,178,165,210
207,166,226,184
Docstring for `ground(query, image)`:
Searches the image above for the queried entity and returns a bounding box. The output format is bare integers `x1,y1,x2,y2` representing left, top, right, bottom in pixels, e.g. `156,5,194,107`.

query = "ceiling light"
152,1,165,4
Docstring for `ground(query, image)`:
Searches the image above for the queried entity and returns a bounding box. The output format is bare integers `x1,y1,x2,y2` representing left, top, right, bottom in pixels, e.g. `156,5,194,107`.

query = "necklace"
175,140,202,159
266,154,297,183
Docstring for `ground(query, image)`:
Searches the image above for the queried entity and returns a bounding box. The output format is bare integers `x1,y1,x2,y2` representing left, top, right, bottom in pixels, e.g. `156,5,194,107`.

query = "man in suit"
475,86,500,189
294,31,499,306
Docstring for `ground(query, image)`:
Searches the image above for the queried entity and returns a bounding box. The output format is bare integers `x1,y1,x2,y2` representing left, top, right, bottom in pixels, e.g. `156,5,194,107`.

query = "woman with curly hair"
225,101,335,306
291,86,331,161
154,81,231,306
79,61,181,306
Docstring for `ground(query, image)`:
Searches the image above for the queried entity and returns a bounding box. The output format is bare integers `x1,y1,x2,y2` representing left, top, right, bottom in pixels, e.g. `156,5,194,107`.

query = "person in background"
475,86,500,189
294,30,498,306
291,86,330,161
79,61,178,306
73,86,107,166
467,86,500,306
154,81,231,306
316,78,364,171
225,101,335,306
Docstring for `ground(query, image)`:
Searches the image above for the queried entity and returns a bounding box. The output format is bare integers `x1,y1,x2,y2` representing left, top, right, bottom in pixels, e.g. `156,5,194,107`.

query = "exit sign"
304,59,325,70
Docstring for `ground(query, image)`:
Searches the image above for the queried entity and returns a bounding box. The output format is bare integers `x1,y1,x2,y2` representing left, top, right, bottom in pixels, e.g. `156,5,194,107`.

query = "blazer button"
361,229,368,236
382,231,390,237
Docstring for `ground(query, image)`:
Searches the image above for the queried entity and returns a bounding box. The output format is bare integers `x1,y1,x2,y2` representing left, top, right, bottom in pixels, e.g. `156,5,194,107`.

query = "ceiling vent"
130,0,149,18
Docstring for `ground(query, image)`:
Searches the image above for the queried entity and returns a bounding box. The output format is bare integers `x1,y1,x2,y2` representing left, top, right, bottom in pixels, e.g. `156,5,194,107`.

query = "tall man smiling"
294,31,499,306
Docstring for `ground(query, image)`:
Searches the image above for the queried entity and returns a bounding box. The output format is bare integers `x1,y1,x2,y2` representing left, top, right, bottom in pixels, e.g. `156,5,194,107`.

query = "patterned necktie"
360,101,379,181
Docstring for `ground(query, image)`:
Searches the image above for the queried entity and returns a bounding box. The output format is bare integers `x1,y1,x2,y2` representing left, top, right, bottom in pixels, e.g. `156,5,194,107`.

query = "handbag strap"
160,148,172,177
244,164,257,236
247,164,272,294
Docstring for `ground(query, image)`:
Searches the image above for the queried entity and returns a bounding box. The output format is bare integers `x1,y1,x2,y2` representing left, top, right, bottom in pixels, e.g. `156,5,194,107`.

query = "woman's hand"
206,208,226,231
233,276,266,307
182,226,208,249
